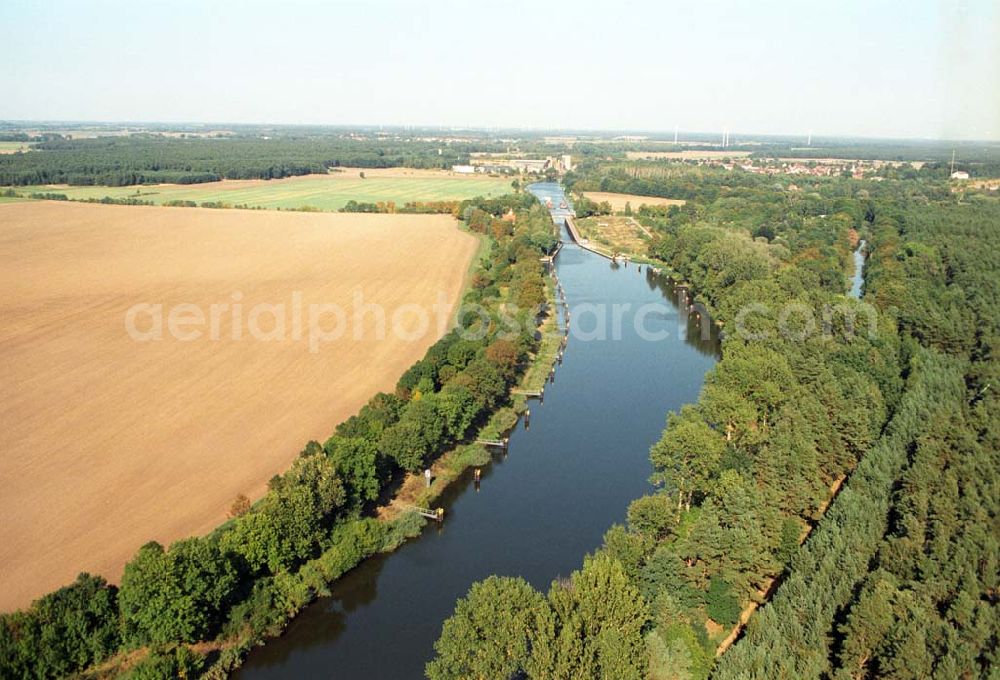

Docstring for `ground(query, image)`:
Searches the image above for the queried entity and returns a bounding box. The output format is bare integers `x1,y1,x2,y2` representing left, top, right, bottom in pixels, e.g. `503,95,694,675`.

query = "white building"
452,165,476,174
511,159,549,174
950,170,970,180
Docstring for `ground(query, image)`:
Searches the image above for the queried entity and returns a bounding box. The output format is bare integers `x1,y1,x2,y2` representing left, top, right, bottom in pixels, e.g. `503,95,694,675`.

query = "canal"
850,239,867,299
236,182,720,679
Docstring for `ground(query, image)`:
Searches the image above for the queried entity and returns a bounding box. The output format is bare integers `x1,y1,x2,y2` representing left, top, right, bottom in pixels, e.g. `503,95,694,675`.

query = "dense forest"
427,163,998,678
716,197,1000,679
0,192,559,678
0,135,480,186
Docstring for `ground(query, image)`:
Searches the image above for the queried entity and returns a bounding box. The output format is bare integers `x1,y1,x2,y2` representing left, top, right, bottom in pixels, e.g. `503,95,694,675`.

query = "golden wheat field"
0,201,477,610
583,191,686,212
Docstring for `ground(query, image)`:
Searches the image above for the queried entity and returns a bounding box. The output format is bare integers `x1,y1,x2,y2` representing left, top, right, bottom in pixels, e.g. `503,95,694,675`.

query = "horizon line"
2,118,998,146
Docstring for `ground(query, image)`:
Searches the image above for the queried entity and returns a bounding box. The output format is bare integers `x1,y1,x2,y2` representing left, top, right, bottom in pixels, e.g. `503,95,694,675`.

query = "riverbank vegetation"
0,192,560,678
428,163,998,678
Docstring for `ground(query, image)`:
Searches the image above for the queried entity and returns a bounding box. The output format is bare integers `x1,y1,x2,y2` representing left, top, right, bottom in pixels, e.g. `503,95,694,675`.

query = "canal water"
236,183,719,679
850,239,867,298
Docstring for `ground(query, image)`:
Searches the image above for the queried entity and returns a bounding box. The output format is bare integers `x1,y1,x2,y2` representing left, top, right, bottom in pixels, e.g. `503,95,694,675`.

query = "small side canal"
850,239,867,298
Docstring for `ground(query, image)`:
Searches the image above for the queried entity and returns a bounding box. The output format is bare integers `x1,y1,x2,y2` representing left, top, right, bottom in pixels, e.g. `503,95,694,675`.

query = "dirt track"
0,201,477,610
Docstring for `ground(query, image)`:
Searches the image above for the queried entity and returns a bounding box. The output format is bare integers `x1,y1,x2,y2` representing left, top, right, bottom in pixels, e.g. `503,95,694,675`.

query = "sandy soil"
583,191,686,212
0,201,477,610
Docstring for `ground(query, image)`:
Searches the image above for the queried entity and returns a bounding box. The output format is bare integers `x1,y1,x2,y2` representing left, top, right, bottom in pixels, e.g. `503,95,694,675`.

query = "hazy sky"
2,0,998,140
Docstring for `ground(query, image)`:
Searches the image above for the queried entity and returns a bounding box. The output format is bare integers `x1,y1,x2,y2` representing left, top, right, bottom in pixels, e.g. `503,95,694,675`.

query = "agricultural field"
0,141,32,154
576,214,651,256
0,200,478,610
14,167,512,212
582,191,686,212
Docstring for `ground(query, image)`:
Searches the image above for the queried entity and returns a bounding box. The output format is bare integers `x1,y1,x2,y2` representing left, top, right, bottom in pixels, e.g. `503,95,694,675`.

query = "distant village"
622,152,945,181
449,153,964,182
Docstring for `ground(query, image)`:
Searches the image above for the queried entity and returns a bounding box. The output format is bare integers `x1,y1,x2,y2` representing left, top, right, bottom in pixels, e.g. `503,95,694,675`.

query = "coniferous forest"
427,161,999,679
0,134,479,186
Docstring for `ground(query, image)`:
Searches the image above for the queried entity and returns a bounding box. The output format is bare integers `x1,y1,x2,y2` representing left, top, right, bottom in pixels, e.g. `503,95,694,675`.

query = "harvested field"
15,169,510,212
583,191,686,212
0,201,478,610
0,142,32,154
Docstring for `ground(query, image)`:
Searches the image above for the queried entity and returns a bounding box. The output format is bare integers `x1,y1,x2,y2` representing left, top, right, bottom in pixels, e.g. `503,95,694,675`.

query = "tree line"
0,135,474,186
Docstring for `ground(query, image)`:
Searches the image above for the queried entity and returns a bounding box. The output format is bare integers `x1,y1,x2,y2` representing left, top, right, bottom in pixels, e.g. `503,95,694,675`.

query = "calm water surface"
850,239,867,298
237,183,719,679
